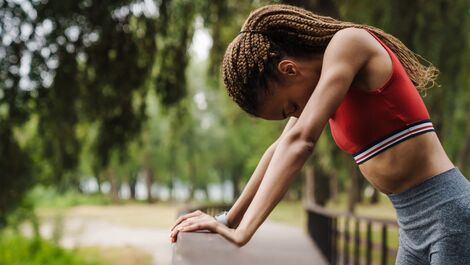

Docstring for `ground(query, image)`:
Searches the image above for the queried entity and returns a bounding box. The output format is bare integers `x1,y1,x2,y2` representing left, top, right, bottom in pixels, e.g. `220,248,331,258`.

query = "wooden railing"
174,203,331,265
306,203,399,265
176,203,232,218
174,202,398,265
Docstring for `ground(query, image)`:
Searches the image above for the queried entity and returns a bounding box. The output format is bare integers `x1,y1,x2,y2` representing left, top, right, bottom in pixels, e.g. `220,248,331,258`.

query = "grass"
76,246,152,265
37,201,181,230
268,193,397,226
268,199,307,226
325,192,397,220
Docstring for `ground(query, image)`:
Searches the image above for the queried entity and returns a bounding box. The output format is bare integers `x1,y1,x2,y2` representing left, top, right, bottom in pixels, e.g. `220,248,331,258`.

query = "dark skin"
169,27,454,246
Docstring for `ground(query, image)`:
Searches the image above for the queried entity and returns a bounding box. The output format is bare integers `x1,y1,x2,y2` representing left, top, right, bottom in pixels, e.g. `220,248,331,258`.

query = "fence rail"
174,202,399,265
306,203,399,265
177,203,231,218
173,203,329,265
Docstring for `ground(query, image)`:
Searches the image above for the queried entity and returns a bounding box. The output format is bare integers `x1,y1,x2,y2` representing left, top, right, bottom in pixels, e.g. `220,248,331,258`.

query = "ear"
277,59,298,76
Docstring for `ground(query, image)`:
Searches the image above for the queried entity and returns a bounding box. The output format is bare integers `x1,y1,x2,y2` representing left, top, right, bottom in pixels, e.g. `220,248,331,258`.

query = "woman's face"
256,55,323,120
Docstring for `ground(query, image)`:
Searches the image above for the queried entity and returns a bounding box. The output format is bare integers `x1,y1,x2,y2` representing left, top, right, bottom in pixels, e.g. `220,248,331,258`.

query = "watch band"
214,210,229,226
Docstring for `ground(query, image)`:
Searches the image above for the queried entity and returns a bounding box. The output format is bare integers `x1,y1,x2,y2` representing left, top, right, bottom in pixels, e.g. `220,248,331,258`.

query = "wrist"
214,210,229,227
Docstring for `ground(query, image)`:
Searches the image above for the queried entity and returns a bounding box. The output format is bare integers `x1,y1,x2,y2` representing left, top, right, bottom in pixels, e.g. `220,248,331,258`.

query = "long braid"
222,4,439,116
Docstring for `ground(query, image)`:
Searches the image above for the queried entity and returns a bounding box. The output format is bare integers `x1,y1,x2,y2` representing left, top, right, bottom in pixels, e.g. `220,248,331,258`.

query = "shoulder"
329,27,376,51
322,27,376,75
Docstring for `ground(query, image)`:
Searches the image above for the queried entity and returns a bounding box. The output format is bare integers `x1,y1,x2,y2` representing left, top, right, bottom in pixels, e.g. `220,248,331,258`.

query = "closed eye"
289,102,299,116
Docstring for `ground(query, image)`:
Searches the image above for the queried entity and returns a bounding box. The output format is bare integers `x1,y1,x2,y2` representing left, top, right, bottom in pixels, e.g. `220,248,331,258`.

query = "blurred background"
0,0,468,264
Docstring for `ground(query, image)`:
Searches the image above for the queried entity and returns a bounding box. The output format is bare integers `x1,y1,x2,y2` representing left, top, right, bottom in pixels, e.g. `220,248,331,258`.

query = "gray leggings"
387,167,470,265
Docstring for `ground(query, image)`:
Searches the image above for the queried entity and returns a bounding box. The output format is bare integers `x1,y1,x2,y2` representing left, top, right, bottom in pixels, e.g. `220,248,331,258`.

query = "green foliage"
0,232,106,265
0,127,33,226
28,186,112,208
1,0,166,218
3,192,39,238
155,0,196,106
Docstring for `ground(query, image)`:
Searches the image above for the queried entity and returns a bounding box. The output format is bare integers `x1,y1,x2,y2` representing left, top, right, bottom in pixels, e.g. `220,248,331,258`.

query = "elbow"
283,129,316,156
236,233,252,248
233,228,251,247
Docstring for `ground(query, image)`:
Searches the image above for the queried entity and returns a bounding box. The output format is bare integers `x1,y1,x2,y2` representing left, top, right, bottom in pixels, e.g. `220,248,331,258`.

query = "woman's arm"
226,116,297,228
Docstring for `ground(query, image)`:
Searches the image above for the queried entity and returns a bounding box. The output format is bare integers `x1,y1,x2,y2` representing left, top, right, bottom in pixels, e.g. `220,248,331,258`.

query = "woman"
170,4,470,264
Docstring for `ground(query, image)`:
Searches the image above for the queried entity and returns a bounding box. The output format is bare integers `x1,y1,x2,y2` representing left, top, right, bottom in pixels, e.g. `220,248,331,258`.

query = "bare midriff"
358,132,454,195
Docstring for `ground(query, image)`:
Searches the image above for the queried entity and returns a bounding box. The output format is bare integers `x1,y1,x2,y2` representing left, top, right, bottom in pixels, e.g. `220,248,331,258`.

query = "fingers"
179,223,202,232
170,218,196,239
170,210,202,231
169,213,219,244
170,222,213,243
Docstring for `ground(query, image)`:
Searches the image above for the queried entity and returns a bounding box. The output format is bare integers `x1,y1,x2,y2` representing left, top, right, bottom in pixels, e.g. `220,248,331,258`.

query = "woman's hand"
169,210,247,247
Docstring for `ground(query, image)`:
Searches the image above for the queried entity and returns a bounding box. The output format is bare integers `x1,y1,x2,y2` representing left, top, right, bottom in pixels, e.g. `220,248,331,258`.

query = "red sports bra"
328,29,435,164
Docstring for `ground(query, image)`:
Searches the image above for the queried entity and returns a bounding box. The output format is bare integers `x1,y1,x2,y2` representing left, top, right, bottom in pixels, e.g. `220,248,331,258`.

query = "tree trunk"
168,181,174,201
304,165,315,205
186,184,195,203
303,162,330,206
231,175,240,201
94,168,102,194
230,167,242,200
314,163,331,206
109,168,120,204
129,172,137,200
329,170,339,203
144,167,153,203
295,182,303,200
347,166,360,213
357,174,366,203
203,185,210,201
143,152,154,203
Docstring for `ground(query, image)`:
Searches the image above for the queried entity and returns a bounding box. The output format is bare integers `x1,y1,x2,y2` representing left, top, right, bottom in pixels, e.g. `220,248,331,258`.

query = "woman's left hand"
169,210,246,246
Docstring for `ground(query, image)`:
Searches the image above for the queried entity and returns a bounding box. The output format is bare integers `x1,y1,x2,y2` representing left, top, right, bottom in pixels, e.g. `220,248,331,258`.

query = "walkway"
35,214,327,265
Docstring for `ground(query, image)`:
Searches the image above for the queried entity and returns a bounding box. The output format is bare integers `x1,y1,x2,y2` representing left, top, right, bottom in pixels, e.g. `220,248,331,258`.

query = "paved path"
36,217,328,265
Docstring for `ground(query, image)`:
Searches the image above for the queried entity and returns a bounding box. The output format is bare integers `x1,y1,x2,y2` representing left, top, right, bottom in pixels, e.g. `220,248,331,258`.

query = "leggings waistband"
387,167,470,210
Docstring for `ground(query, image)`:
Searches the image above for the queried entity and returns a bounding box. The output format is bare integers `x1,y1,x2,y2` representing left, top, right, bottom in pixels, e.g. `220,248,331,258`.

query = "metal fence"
306,203,399,265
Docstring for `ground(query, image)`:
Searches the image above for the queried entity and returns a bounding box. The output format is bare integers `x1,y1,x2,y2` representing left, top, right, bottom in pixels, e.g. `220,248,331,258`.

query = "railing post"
366,222,372,265
381,224,388,265
343,217,350,265
307,209,334,263
354,220,360,265
305,204,398,265
332,217,338,265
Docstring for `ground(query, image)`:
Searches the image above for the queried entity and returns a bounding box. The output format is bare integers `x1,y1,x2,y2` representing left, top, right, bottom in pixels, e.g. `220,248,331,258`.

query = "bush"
0,231,107,265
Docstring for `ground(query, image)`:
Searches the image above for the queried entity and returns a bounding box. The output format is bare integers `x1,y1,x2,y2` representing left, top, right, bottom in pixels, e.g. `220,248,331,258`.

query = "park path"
37,215,327,265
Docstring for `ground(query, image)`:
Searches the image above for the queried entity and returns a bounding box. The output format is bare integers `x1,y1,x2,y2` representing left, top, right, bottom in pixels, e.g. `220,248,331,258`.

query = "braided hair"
222,4,439,116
